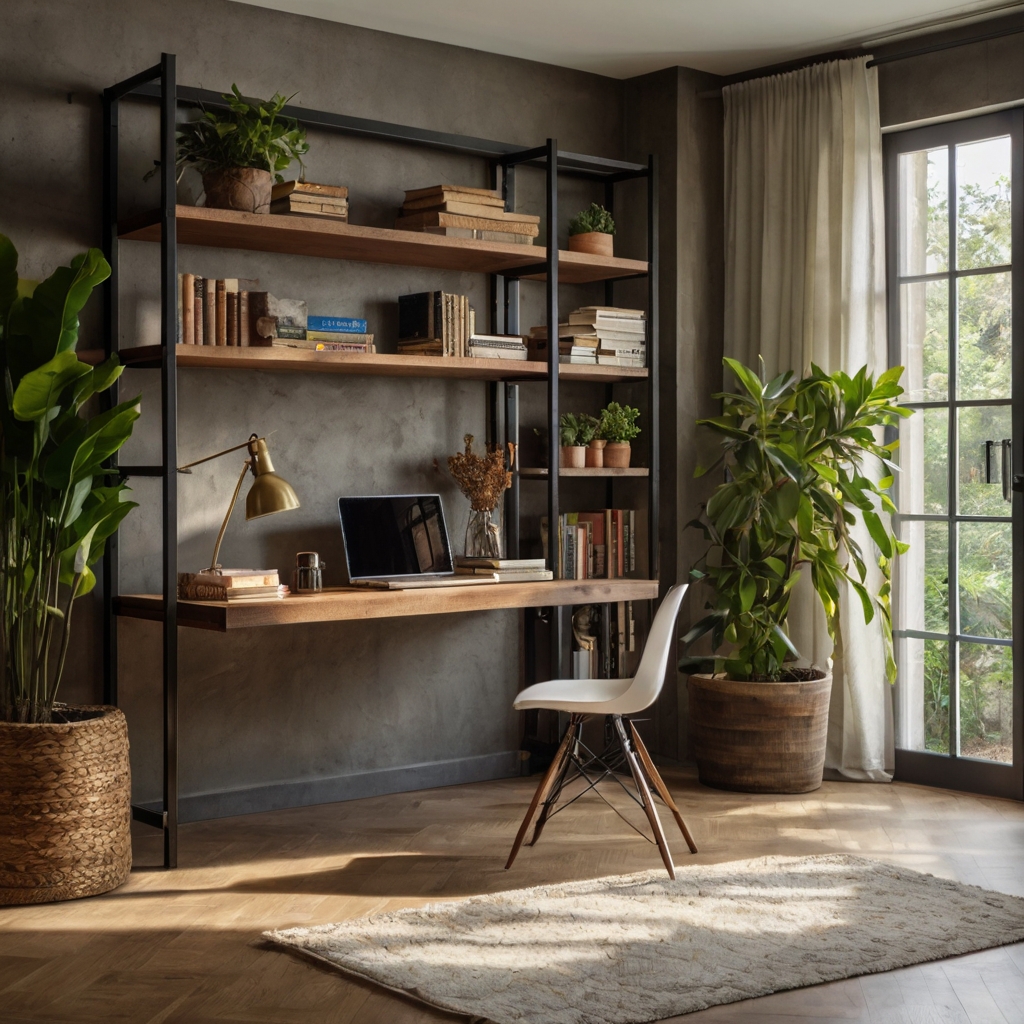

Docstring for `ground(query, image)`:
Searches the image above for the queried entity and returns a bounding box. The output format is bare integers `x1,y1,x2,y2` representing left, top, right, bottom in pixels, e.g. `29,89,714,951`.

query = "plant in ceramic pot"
598,402,640,468
679,358,910,794
0,234,140,903
152,85,308,214
568,203,615,257
559,413,590,468
584,414,606,467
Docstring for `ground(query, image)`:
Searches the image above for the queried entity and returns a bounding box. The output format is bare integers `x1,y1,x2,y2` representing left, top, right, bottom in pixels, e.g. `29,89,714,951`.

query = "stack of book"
542,509,637,580
468,333,528,360
270,181,348,221
394,185,539,245
177,274,258,346
455,557,553,583
528,306,647,367
177,569,287,602
398,291,476,357
271,316,375,353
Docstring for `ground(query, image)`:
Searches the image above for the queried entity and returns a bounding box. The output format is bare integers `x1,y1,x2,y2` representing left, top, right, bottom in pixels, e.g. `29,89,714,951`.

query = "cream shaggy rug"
266,854,1024,1024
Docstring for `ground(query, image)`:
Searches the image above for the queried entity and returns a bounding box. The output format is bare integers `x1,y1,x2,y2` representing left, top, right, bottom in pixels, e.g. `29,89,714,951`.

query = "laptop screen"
338,495,454,580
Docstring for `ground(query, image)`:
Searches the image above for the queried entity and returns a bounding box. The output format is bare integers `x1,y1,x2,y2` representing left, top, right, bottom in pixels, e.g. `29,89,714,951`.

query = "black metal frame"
102,54,661,866
884,109,1024,801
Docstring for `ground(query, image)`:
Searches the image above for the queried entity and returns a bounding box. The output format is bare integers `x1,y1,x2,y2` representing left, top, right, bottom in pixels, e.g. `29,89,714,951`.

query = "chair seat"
512,677,637,714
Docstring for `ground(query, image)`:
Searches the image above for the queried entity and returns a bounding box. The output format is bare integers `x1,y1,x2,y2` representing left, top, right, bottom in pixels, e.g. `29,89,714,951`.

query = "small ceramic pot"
603,442,631,468
560,445,587,468
586,439,606,468
568,232,613,257
202,167,273,214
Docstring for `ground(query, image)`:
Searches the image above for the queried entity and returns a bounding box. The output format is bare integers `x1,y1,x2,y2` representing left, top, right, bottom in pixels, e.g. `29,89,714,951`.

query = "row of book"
395,184,538,245
529,306,647,367
177,569,287,602
397,290,527,359
271,180,348,221
542,509,638,581
572,602,637,680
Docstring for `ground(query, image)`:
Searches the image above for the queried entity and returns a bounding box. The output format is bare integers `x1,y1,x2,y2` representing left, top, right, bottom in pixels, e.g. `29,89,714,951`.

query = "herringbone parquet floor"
2,769,1024,1023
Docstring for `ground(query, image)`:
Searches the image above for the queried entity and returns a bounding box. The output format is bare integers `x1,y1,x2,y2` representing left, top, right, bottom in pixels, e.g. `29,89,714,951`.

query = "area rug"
265,854,1024,1024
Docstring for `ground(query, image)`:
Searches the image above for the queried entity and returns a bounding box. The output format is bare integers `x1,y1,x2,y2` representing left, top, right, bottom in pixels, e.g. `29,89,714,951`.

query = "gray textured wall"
4,0,721,816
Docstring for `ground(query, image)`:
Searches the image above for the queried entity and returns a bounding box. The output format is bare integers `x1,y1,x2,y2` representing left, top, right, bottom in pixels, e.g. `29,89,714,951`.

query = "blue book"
307,316,367,333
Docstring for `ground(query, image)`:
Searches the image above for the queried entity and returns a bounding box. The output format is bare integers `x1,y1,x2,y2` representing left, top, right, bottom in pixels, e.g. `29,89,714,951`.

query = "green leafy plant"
680,358,910,683
147,85,309,184
558,413,588,447
1,235,139,723
598,402,641,443
568,203,615,237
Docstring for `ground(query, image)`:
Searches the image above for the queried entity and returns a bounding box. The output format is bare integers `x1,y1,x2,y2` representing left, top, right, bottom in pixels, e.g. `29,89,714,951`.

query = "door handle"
1001,438,1012,502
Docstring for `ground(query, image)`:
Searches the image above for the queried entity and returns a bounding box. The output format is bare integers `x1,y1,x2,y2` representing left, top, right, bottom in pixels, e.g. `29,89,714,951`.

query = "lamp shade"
245,438,300,520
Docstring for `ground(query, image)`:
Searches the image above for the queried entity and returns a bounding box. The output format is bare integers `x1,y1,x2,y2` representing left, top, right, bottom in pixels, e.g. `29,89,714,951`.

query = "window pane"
900,280,948,402
898,407,948,514
957,272,1011,400
896,636,950,754
958,404,1013,516
959,642,1012,763
958,521,1012,640
899,148,948,276
896,520,949,636
956,136,1011,270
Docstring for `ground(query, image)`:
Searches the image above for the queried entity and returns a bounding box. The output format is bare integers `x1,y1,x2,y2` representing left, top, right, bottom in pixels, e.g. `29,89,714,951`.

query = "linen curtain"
723,57,893,781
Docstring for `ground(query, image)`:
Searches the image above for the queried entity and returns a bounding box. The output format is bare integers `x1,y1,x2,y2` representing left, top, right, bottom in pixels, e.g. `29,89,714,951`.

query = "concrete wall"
3,0,724,815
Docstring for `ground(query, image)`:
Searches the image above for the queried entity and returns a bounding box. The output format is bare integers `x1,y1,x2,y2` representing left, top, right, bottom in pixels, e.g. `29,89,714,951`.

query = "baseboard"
135,750,521,824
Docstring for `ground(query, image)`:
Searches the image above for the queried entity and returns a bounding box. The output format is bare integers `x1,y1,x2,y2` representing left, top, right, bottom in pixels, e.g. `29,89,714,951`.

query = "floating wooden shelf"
120,206,649,285
519,467,649,478
115,578,660,632
81,344,648,383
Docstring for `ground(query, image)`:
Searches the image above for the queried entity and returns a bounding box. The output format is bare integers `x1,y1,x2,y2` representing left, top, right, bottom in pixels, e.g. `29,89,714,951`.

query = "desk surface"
115,578,661,632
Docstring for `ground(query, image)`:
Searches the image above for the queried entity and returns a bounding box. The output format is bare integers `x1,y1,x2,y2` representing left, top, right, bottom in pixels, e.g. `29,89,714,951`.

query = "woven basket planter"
0,705,131,905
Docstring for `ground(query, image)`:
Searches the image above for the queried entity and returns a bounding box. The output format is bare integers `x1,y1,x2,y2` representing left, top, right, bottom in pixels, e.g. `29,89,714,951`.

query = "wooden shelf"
519,467,649,478
120,206,649,285
86,344,648,383
115,578,660,632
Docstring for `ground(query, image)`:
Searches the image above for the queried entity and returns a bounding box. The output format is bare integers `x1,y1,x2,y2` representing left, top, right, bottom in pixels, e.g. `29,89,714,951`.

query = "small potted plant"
680,359,910,794
597,402,640,468
559,413,589,468
568,203,615,257
585,416,606,468
152,85,308,214
0,234,140,903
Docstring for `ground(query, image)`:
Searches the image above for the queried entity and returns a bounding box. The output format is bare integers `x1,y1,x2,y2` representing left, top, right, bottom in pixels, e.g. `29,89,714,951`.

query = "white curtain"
723,57,893,782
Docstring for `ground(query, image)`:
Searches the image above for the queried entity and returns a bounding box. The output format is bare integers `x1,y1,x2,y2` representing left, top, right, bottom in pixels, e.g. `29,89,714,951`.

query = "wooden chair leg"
505,715,578,870
528,722,579,847
613,716,676,880
629,720,698,854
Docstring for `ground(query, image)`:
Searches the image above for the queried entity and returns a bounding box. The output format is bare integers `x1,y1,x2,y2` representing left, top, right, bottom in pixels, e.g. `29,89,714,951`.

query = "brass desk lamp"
178,433,300,572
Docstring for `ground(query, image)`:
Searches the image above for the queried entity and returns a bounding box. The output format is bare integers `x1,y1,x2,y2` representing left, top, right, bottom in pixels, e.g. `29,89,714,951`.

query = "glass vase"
465,505,504,559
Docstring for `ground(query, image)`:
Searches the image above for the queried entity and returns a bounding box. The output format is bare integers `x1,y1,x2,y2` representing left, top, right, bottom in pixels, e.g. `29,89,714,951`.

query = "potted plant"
152,85,308,214
679,358,909,794
559,413,589,468
0,234,140,904
568,203,615,257
585,416,606,468
598,402,640,468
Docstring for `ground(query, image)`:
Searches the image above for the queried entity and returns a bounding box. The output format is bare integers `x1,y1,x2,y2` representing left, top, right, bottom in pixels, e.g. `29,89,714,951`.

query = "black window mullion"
948,140,960,758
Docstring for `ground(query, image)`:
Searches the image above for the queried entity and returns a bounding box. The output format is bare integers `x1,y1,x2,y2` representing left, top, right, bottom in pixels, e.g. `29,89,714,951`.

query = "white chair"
506,584,697,878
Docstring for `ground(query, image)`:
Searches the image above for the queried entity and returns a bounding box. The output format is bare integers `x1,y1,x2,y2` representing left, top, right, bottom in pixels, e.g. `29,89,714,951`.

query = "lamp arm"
178,434,263,473
205,459,252,572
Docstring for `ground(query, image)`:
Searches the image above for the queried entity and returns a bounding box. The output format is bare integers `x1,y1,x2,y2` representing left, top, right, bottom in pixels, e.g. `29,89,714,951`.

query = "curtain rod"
866,20,1024,66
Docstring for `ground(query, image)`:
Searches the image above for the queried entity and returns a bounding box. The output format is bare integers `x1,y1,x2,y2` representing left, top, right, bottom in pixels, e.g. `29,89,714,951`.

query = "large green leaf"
11,350,91,422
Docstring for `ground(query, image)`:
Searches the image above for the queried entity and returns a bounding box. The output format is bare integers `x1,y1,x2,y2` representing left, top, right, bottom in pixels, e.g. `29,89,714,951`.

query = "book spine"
226,290,238,347
629,509,636,573
193,277,204,345
239,291,249,346
181,273,194,344
306,317,367,333
176,273,183,345
215,280,226,345
204,279,216,346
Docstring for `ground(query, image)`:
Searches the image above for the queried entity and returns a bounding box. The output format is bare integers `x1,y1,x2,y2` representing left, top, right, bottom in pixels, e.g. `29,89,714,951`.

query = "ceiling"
235,0,1022,77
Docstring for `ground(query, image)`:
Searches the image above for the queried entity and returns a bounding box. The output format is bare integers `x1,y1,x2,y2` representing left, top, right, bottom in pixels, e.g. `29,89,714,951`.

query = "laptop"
338,494,497,590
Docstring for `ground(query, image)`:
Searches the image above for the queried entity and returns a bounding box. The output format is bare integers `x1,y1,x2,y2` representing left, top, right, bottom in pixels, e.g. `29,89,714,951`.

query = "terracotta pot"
0,705,131,905
202,167,273,214
603,441,631,468
560,445,587,468
687,671,832,794
585,439,606,468
568,231,613,257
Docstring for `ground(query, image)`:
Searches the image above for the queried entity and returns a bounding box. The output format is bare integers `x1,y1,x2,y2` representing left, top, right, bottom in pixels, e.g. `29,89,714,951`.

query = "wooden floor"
2,770,1024,1023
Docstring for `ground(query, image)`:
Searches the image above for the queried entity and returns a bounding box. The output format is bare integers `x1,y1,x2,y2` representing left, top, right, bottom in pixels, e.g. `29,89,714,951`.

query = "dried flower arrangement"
447,435,515,511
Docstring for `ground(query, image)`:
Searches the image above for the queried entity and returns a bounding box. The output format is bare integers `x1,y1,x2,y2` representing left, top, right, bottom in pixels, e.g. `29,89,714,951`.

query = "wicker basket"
0,705,131,905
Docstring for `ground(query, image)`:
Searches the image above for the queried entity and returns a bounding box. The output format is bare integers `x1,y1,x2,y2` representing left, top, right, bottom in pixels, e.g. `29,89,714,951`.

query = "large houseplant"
0,234,140,903
153,85,308,214
680,358,909,793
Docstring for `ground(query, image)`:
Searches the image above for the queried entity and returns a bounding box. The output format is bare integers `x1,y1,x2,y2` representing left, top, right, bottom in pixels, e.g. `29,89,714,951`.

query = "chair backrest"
616,584,688,713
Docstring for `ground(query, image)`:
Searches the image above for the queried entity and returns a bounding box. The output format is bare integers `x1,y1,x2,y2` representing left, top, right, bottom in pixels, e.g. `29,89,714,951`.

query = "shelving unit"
102,54,659,868
519,467,650,478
